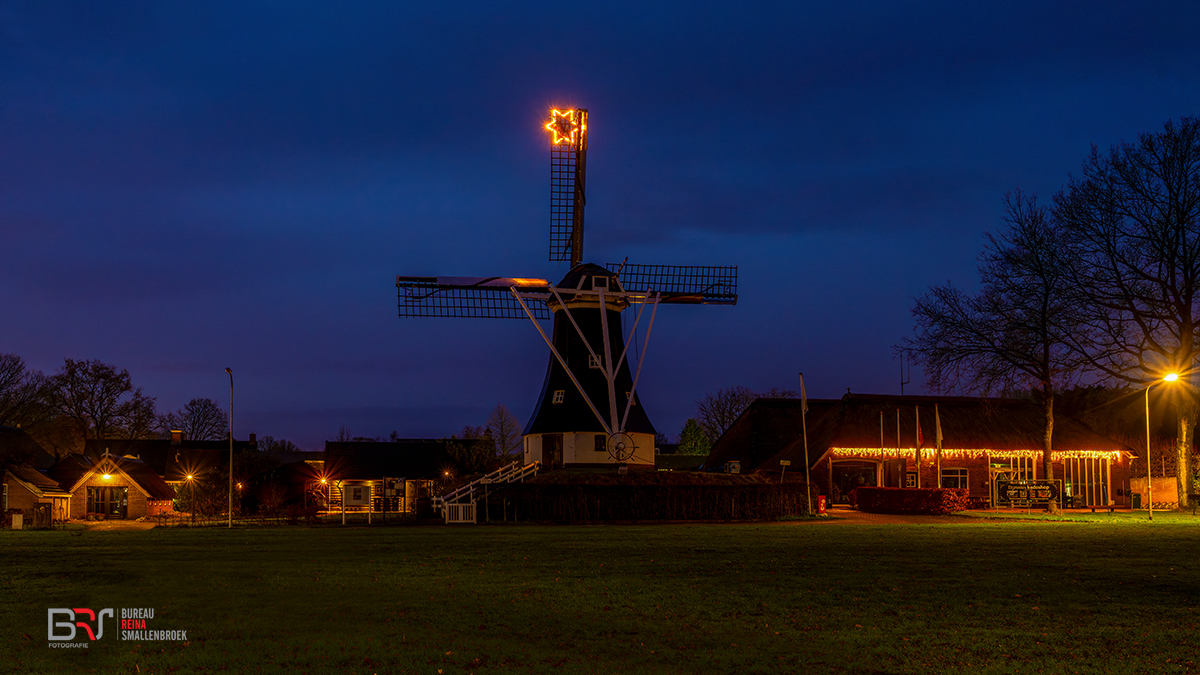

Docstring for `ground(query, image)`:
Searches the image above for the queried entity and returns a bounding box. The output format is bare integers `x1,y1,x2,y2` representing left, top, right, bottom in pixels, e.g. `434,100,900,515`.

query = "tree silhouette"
1054,116,1200,505
906,191,1090,495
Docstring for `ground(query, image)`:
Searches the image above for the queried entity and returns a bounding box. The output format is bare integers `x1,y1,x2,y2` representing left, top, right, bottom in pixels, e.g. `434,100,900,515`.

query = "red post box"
818,495,827,515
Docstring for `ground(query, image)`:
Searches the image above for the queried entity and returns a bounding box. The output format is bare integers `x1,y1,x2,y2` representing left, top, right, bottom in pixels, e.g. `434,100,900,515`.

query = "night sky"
3,1,1200,449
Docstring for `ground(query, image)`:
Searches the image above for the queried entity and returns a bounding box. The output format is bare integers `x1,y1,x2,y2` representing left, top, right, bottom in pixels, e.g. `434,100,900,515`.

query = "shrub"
287,504,321,525
850,487,970,515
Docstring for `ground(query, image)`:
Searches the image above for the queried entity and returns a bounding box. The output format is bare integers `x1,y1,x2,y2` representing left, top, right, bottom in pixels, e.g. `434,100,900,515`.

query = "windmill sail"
547,109,587,266
606,263,738,305
396,276,551,319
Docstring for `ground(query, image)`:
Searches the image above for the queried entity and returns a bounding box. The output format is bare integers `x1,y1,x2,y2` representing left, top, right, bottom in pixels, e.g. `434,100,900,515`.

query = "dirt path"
79,520,157,531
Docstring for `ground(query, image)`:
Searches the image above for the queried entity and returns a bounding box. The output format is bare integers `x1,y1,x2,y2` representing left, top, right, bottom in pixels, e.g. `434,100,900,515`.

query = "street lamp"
225,367,233,529
1144,372,1179,521
186,474,194,526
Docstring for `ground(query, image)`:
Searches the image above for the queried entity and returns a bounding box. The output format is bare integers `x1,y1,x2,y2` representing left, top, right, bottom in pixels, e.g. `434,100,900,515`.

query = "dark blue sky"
3,1,1199,449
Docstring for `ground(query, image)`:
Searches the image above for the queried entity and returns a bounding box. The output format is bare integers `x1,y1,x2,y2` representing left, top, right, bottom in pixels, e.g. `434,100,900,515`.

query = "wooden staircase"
436,460,540,524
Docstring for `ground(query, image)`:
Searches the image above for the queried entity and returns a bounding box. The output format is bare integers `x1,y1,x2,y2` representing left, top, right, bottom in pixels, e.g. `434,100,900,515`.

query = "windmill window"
595,434,607,452
552,390,565,404
588,355,602,369
592,277,609,291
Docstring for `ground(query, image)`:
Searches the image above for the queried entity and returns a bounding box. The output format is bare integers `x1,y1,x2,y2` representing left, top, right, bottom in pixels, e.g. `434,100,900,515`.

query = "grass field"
4,517,1200,675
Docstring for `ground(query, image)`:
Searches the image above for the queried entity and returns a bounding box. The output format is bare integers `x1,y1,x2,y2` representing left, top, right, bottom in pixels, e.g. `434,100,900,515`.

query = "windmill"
396,108,737,469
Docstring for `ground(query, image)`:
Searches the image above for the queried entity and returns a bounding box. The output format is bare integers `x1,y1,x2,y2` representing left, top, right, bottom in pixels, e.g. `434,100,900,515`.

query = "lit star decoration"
545,109,579,145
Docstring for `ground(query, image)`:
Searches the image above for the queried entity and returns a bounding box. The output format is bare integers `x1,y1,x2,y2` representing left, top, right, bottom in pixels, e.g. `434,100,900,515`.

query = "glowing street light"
1145,372,1179,520
225,367,233,529
186,474,195,526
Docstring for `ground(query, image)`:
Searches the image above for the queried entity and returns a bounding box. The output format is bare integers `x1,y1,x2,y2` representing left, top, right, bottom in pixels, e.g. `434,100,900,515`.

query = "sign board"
344,485,371,506
997,479,1061,505
779,460,791,466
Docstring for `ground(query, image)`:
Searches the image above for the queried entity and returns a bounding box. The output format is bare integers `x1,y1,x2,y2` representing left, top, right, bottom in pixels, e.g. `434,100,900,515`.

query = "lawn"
3,519,1199,675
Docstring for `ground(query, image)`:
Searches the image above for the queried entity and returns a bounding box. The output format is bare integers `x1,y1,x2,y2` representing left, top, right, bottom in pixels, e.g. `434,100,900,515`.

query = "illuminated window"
595,434,607,452
552,390,565,404
588,355,602,369
940,468,968,489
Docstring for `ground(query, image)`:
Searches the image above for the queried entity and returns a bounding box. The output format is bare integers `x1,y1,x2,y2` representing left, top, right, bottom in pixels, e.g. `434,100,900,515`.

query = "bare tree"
1054,116,1200,506
49,359,157,444
905,191,1090,498
258,435,301,454
0,354,51,429
159,397,228,441
694,386,795,443
460,425,488,440
486,404,522,462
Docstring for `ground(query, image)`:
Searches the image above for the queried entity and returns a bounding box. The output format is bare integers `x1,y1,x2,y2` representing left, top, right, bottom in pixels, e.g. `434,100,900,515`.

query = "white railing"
441,460,540,504
438,460,540,524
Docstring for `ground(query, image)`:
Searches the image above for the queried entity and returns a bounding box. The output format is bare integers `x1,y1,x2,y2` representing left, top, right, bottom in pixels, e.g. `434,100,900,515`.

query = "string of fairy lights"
828,447,1128,461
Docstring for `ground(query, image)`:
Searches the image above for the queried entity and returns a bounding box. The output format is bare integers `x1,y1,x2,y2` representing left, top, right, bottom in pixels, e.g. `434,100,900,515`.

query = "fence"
499,482,814,521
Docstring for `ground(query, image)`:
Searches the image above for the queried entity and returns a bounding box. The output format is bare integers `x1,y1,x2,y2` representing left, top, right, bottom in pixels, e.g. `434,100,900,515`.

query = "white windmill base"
523,431,656,469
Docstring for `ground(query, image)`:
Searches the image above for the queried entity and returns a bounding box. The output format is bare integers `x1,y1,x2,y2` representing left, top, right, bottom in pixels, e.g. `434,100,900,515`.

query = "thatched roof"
702,398,839,471
708,393,1135,473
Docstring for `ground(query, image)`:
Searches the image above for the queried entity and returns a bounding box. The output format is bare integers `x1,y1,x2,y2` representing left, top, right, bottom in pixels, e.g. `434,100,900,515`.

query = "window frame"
940,467,968,489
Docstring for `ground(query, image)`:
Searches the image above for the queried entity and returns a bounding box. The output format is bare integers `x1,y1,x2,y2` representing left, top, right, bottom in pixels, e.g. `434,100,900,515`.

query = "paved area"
816,506,979,525
78,520,158,531
803,505,1133,525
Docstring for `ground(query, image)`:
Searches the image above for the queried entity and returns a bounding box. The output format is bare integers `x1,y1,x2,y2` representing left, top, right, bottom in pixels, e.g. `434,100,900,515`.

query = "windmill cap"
557,263,622,291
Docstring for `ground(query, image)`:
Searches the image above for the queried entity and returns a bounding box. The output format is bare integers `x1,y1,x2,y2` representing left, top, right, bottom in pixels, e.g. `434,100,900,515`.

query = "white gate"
444,502,476,524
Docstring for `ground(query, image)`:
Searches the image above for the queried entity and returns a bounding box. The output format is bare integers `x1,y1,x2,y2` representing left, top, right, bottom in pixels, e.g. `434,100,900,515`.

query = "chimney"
171,430,183,445
249,432,257,444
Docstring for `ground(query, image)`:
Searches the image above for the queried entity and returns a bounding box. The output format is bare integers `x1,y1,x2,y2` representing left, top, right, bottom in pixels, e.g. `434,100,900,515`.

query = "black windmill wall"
524,266,656,437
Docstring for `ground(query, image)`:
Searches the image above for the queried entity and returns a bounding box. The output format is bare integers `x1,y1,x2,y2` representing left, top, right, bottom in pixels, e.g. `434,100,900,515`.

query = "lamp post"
1144,372,1179,521
225,367,233,529
186,474,194,526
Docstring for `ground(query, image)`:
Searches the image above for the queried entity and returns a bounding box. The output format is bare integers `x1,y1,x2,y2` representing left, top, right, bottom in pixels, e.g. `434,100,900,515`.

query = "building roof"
83,438,258,480
702,397,840,471
5,463,71,496
0,424,46,463
654,454,706,471
707,393,1136,473
49,453,177,501
324,440,456,480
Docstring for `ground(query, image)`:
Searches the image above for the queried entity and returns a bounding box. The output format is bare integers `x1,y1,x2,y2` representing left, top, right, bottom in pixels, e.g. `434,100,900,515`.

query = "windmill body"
523,263,657,468
396,108,736,470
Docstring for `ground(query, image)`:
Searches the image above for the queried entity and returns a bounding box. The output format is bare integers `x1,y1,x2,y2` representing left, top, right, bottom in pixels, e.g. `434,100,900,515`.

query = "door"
831,461,877,504
87,486,129,519
544,434,563,469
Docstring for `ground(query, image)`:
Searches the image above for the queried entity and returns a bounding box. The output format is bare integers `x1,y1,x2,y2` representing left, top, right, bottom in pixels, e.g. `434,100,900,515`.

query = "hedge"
496,482,815,521
850,487,970,515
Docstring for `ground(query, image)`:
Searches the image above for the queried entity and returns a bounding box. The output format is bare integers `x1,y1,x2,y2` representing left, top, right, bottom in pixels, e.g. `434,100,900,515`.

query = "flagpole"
896,408,902,485
935,404,943,488
799,372,812,516
915,406,922,488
